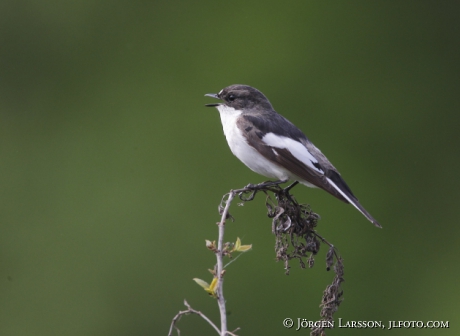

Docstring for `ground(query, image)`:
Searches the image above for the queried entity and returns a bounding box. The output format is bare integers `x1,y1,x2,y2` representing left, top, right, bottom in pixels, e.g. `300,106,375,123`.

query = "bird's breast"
216,106,292,180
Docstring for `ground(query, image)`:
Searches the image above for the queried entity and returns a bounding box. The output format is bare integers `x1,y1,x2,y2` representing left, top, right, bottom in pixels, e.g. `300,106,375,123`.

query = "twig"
226,328,241,336
216,191,237,336
169,190,240,336
167,300,221,336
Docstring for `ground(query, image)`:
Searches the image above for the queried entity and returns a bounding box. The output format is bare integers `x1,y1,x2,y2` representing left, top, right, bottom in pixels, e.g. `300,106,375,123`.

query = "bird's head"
205,84,273,111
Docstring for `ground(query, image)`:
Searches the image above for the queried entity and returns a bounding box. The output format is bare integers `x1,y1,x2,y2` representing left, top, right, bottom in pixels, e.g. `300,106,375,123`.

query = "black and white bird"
205,84,381,228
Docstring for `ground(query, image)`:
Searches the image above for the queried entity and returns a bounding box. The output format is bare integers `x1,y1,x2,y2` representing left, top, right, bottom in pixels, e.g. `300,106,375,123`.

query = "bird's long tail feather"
326,178,381,228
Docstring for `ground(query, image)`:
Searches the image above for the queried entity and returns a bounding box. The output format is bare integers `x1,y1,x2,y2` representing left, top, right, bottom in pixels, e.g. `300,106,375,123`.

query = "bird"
205,84,381,228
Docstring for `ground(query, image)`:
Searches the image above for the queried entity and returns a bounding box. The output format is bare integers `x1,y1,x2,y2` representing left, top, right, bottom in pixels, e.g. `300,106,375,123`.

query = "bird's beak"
204,93,220,107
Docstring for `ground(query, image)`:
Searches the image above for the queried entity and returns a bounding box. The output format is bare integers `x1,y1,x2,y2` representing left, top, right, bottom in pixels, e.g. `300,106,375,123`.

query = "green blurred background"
1,1,459,335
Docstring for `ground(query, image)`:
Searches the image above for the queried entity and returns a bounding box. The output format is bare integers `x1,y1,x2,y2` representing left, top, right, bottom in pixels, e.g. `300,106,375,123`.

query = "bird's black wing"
239,114,381,227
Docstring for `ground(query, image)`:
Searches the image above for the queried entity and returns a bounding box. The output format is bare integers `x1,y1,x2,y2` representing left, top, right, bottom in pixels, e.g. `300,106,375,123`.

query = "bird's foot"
283,181,299,193
280,181,299,204
239,180,288,201
249,179,289,190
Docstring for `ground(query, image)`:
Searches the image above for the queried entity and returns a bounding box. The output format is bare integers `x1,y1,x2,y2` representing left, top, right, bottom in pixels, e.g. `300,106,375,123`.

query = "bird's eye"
228,94,236,102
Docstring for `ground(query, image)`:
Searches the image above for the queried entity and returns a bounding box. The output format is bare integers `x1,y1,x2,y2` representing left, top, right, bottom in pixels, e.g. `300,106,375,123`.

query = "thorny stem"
216,191,237,336
168,190,241,336
215,186,292,336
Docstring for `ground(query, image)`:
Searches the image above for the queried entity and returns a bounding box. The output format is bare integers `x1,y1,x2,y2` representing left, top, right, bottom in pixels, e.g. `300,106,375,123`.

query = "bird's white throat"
216,105,242,139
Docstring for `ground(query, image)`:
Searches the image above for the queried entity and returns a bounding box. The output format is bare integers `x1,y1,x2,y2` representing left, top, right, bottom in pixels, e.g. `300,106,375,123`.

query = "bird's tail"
326,176,381,228
347,196,381,228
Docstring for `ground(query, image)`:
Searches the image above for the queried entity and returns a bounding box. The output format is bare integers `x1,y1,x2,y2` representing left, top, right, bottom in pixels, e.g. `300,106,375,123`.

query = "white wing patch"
262,133,323,174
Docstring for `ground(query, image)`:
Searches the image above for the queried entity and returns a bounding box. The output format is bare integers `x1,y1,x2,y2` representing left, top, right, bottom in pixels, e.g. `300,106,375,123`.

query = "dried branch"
233,182,345,336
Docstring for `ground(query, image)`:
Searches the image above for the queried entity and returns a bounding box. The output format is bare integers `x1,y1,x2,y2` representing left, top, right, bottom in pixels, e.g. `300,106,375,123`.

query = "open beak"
204,93,220,107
